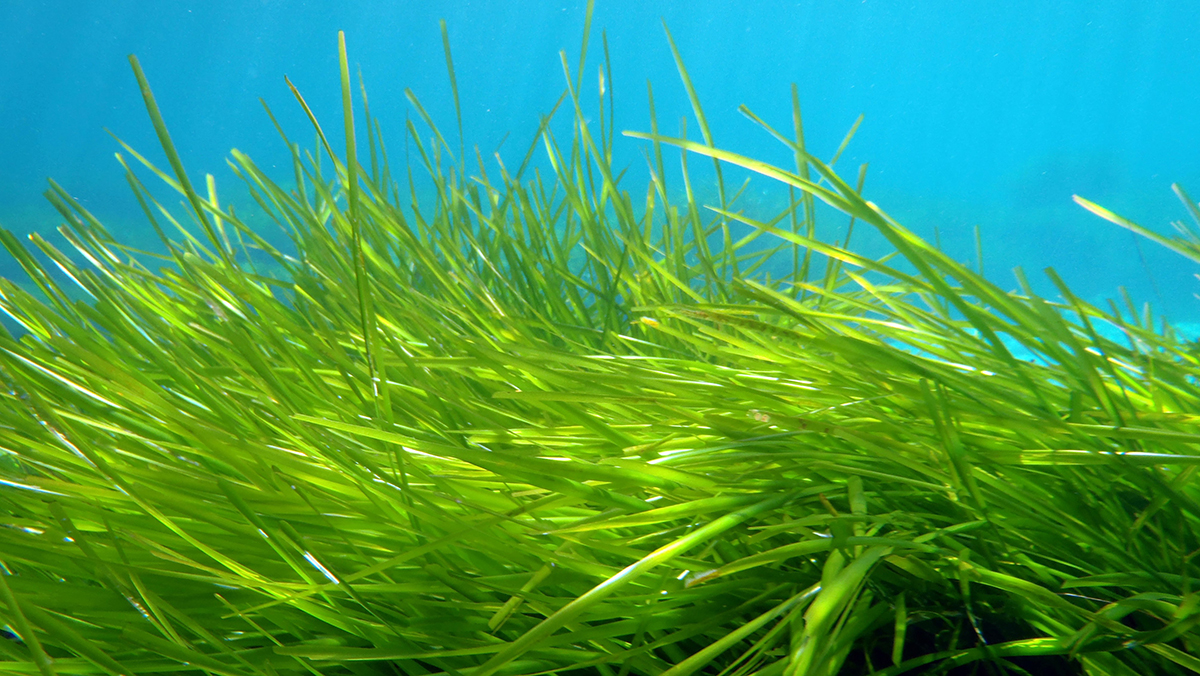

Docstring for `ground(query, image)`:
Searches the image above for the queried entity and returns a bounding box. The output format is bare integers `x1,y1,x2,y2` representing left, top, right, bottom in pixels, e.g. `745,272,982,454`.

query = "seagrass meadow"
5,17,1200,676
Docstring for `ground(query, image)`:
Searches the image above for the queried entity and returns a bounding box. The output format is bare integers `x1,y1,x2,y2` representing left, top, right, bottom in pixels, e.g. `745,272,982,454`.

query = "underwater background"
2,0,1198,322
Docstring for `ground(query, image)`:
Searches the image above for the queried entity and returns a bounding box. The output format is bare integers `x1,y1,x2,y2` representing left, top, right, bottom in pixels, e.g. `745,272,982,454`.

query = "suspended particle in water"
748,409,771,423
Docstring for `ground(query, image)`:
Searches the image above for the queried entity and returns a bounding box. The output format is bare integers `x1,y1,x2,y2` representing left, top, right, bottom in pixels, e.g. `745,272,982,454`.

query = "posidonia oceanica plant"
3,12,1200,676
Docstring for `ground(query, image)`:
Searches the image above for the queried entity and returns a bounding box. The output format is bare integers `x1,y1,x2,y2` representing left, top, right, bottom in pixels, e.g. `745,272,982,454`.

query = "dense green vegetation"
4,16,1200,676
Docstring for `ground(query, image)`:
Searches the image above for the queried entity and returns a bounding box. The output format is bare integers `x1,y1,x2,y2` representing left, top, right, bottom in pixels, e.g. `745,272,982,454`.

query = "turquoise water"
2,1,1198,320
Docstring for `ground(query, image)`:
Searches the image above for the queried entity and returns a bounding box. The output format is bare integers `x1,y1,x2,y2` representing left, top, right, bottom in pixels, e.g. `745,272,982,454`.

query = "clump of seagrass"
3,19,1200,676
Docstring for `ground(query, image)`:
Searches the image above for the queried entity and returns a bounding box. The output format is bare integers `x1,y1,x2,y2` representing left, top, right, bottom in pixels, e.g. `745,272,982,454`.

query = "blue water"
3,1,1199,322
